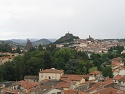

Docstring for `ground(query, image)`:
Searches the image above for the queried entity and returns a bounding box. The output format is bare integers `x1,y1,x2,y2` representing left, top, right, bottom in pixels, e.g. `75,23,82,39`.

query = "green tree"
43,50,53,69
102,66,113,78
15,46,21,54
64,59,79,74
76,51,88,61
54,48,73,69
76,60,87,74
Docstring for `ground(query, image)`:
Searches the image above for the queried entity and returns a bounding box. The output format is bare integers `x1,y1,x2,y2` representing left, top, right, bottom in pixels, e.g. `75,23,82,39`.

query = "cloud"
0,0,125,40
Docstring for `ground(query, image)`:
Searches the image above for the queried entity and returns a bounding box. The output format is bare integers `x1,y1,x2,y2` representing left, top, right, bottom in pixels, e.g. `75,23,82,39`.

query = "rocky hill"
54,32,79,44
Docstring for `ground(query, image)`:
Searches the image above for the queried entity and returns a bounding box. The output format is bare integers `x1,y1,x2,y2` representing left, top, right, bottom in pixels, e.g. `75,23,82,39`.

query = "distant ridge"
0,38,52,46
54,32,79,44
32,39,52,46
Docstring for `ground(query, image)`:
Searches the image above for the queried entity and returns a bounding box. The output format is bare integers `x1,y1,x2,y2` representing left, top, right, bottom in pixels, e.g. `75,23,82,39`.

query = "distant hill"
0,38,53,46
54,32,79,44
0,40,19,45
33,39,52,46
10,39,37,44
48,39,57,42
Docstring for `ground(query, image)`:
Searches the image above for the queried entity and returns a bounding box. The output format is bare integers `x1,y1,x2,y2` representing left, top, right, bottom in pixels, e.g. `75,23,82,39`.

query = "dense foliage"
0,44,124,81
0,43,12,52
0,42,21,53
0,44,92,81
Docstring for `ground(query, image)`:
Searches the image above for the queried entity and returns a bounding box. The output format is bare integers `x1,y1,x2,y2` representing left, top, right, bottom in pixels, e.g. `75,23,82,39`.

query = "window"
41,75,43,78
49,76,51,79
55,75,57,78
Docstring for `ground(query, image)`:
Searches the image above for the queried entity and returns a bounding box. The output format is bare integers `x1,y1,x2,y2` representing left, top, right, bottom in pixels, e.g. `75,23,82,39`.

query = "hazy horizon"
0,0,125,40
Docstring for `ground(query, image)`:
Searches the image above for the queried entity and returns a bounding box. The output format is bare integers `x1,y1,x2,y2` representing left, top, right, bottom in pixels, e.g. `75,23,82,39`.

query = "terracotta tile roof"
63,90,77,94
92,82,103,88
4,88,18,94
111,61,124,67
93,87,118,94
18,80,39,90
113,69,119,72
122,92,125,94
111,57,122,62
88,86,97,91
103,79,114,87
113,75,123,80
104,77,111,81
88,79,114,92
60,77,71,82
119,76,125,82
78,91,88,94
89,70,100,75
35,84,52,93
61,74,89,81
70,76,83,81
40,69,63,73
61,74,85,81
55,82,71,89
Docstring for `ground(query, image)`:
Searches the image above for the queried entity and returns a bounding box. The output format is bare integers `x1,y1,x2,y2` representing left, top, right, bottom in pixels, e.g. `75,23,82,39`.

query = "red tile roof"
40,69,63,73
112,57,122,61
4,88,18,94
18,80,38,90
103,79,114,87
78,91,88,94
113,69,119,72
63,90,77,94
61,74,87,81
89,70,100,75
113,75,123,80
119,76,125,82
55,82,71,89
93,87,119,94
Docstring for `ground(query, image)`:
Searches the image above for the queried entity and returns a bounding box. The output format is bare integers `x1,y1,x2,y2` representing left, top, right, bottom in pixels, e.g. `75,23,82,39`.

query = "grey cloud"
0,0,125,40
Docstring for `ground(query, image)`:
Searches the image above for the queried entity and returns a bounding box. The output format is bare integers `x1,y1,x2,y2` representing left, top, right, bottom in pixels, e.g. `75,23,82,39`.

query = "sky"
0,0,125,40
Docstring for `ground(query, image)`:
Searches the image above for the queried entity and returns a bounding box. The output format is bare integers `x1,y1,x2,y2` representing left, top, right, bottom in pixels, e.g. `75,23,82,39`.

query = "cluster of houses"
1,57,125,94
0,52,21,65
56,36,125,54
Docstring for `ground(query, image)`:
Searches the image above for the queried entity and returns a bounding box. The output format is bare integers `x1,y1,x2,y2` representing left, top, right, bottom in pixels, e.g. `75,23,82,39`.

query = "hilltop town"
1,33,125,94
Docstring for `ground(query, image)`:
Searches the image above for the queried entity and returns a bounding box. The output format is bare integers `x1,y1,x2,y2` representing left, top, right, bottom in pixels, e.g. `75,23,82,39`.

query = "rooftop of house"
63,90,77,94
35,84,52,94
39,68,64,74
78,91,88,94
103,79,114,87
0,81,15,88
16,80,39,90
3,88,18,94
88,78,114,92
40,80,59,87
111,57,122,62
119,76,125,82
113,75,123,80
55,82,71,89
61,74,86,82
89,70,100,75
93,87,119,94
